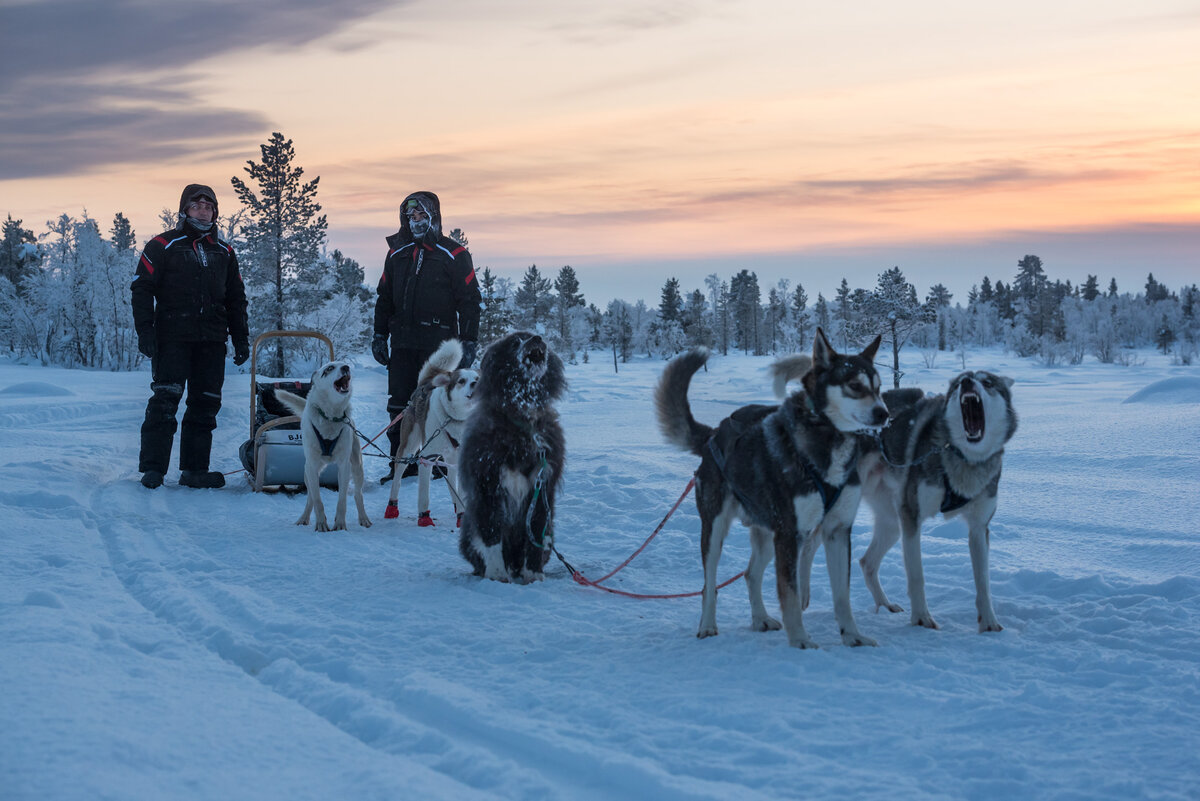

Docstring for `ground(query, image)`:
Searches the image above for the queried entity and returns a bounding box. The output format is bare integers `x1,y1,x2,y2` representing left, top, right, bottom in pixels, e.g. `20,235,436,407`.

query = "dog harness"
705,434,852,523
309,421,344,458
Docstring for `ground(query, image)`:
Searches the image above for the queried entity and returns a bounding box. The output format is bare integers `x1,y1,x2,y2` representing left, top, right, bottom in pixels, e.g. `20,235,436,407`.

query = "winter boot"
417,511,435,527
384,500,399,519
180,470,226,489
140,470,165,489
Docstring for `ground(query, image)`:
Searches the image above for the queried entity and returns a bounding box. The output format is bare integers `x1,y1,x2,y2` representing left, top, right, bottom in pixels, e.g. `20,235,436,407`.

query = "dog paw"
360,516,373,529
841,631,878,647
751,617,782,632
383,502,399,520
787,635,820,650
417,512,435,527
912,614,939,630
315,520,330,532
696,626,719,639
874,602,904,614
978,615,1003,633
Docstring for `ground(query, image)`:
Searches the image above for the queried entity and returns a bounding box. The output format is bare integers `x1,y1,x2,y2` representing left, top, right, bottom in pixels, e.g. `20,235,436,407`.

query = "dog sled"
238,330,341,492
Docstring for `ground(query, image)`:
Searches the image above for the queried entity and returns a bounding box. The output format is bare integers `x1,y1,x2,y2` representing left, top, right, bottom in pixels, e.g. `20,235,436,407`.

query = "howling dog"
771,359,1018,632
458,332,566,583
276,361,372,532
384,339,478,526
657,329,888,649
859,372,1017,632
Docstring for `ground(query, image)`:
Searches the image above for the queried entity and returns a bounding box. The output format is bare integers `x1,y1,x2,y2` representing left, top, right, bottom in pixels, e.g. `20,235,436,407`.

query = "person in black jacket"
373,191,481,482
131,184,250,489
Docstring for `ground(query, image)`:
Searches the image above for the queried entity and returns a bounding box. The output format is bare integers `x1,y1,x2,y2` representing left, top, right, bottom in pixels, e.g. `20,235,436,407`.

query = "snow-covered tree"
514,265,553,331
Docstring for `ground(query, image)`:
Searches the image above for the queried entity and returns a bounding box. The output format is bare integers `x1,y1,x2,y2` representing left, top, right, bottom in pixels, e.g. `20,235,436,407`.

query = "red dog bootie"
384,501,399,519
417,511,435,527
456,512,464,528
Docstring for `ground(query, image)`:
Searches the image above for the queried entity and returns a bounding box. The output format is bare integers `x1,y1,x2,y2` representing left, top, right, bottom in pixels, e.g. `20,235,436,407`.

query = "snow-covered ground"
2,345,1198,800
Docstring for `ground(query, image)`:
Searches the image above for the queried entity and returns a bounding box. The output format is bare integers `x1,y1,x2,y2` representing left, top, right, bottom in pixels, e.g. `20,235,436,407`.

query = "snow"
1,347,1198,800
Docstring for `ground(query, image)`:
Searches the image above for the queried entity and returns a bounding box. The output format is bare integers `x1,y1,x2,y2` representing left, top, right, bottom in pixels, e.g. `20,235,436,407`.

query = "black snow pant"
386,345,435,459
139,339,226,473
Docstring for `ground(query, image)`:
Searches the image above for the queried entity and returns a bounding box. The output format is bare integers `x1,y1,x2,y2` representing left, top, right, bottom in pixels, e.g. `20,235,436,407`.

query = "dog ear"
432,373,451,388
861,334,882,363
813,327,835,366
998,374,1014,390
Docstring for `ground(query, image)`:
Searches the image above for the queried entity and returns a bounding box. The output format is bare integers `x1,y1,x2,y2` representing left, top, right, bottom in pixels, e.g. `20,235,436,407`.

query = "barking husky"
656,329,888,649
276,361,372,532
458,332,566,583
384,339,478,526
857,371,1018,632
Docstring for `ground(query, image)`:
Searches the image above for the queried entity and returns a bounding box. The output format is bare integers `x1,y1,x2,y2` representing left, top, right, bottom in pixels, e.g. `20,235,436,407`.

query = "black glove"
233,341,250,366
137,329,156,359
372,333,389,366
458,340,478,369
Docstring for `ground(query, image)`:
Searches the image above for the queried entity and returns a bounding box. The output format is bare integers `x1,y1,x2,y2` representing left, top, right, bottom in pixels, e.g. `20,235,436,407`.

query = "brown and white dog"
384,339,478,526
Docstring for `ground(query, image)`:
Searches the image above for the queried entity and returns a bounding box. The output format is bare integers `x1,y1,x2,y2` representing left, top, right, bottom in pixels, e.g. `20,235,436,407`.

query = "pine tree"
658,277,683,323
231,132,328,376
1,214,38,289
1156,314,1177,354
729,269,761,354
448,228,468,247
705,273,731,355
514,264,553,329
791,282,809,350
978,275,994,304
552,265,586,359
814,293,830,331
682,288,711,347
1107,277,1119,298
1081,275,1100,302
478,267,514,344
864,266,927,388
110,213,136,253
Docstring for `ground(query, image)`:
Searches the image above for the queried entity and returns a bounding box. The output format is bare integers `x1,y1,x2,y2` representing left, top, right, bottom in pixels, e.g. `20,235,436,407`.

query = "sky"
2,0,1198,306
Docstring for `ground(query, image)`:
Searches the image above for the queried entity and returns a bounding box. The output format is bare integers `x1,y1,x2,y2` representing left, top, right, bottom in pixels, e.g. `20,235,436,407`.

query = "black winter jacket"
130,226,249,346
374,192,481,350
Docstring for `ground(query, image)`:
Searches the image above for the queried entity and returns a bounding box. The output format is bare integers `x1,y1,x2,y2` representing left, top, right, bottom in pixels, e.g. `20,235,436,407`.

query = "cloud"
0,0,396,179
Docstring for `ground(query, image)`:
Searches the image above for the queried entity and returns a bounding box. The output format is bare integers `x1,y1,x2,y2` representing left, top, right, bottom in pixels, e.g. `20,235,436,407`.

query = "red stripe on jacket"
140,254,154,275
464,268,476,286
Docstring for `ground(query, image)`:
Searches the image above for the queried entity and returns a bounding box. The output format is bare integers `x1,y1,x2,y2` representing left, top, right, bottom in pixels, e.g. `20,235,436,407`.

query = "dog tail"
768,354,813,399
275,389,307,416
418,339,463,385
655,348,715,457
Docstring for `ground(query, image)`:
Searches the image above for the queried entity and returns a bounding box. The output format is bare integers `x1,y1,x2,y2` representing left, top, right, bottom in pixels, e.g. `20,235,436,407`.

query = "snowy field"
2,344,1198,800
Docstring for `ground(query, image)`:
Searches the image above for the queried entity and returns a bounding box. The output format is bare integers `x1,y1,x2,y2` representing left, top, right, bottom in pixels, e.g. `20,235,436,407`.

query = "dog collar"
315,405,351,425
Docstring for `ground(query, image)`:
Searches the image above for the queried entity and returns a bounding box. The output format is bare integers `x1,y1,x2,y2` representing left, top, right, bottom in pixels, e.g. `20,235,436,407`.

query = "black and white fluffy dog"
458,332,566,583
657,330,889,649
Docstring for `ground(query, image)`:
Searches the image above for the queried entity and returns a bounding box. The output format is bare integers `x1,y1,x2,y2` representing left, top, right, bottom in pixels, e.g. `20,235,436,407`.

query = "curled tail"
418,339,463,386
768,354,812,399
274,389,307,416
655,348,715,457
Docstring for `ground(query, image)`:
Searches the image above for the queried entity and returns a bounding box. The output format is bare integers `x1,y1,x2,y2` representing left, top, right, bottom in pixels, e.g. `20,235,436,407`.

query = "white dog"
386,339,478,526
276,361,372,532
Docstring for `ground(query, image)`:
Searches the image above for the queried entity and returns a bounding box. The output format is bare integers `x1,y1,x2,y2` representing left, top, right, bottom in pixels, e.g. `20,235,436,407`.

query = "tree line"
3,133,1197,377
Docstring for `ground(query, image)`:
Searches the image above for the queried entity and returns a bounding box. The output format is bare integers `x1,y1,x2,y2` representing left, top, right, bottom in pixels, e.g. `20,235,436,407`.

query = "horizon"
3,1,1198,307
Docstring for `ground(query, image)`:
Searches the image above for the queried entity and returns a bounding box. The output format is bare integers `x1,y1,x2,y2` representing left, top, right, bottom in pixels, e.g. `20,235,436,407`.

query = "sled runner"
239,330,340,492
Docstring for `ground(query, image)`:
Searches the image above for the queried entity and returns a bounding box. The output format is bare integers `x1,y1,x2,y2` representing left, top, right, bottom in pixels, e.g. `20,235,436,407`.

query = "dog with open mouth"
857,371,1018,632
276,361,372,532
457,332,566,583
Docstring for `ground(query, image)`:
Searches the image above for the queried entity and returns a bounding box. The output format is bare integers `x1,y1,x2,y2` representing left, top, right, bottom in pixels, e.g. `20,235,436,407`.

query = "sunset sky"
2,0,1198,305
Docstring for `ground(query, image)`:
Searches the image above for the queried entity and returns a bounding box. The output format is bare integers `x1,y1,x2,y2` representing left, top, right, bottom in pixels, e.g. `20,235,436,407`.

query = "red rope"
558,476,747,599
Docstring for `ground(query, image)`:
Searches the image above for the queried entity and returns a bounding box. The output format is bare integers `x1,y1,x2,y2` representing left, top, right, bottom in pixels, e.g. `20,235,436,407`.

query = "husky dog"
276,362,372,532
856,371,1017,632
657,329,888,649
384,339,479,526
458,332,566,583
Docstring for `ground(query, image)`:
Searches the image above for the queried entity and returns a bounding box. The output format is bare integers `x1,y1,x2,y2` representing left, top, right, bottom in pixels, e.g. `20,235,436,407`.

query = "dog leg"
746,526,781,632
774,528,817,649
823,521,876,647
330,462,350,531
417,460,433,521
860,490,903,613
900,513,937,629
307,462,330,532
798,531,820,611
697,501,734,639
352,443,371,528
967,500,1002,632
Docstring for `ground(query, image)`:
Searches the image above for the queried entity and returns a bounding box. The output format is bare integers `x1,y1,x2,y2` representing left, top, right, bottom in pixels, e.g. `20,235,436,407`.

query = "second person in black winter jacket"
372,191,481,482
